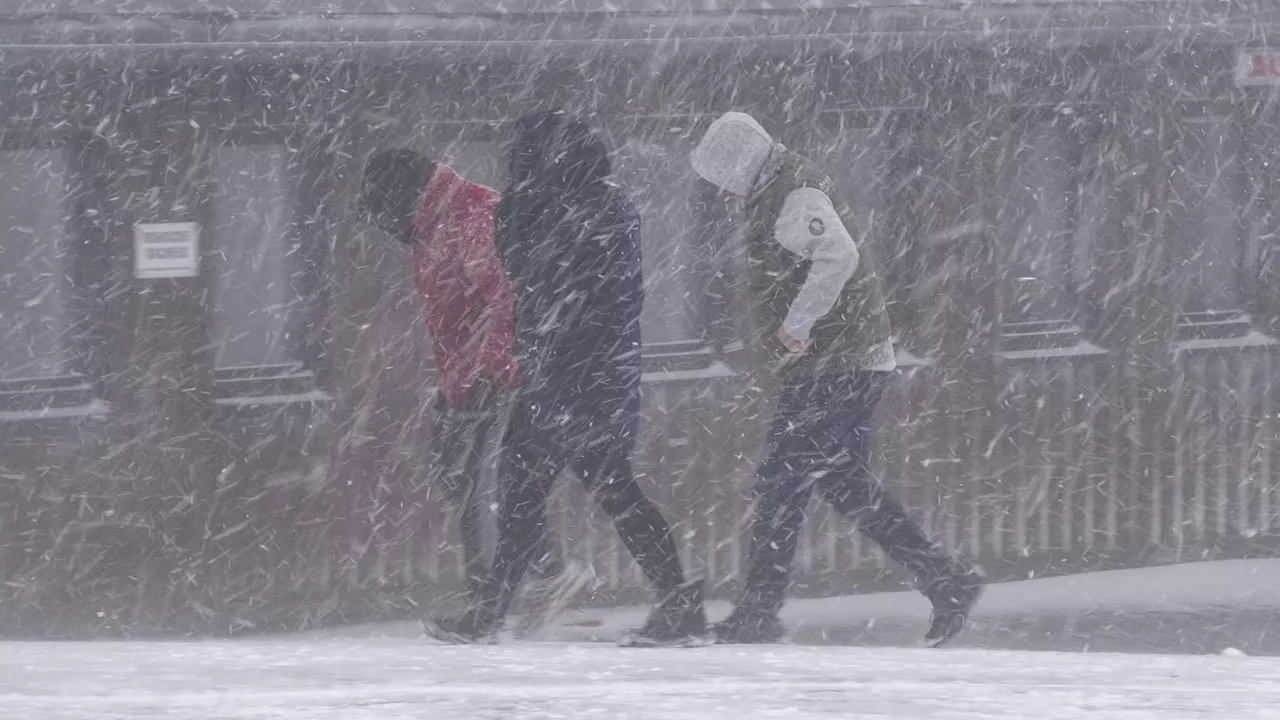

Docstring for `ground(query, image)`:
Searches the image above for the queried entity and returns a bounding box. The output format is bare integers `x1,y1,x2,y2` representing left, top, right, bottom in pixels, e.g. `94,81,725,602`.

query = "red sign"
1237,52,1280,85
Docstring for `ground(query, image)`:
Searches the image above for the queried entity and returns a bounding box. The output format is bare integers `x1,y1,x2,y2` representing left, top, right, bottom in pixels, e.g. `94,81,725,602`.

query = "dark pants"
738,371,948,616
432,380,558,594
481,388,687,621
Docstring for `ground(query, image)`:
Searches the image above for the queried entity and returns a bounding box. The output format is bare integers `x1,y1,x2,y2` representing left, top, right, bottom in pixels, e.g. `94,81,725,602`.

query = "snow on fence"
277,340,1280,607
3,321,1280,636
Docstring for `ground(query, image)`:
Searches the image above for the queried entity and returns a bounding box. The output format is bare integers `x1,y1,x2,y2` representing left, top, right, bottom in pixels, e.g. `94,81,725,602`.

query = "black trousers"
481,387,687,620
738,371,949,616
432,380,558,594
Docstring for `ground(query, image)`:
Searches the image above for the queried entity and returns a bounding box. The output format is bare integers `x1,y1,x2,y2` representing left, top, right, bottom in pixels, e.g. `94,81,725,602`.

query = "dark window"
998,121,1076,323
1072,122,1116,320
0,147,70,380
613,129,703,346
991,114,1103,358
1167,114,1252,344
1170,116,1245,313
204,138,335,403
208,143,304,370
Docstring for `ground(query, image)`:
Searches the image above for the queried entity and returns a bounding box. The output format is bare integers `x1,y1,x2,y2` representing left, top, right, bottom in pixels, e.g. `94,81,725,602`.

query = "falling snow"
3,0,1280,716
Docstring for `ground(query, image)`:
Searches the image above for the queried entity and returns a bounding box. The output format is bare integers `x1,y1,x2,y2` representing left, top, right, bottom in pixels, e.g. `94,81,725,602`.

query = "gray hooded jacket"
692,112,895,378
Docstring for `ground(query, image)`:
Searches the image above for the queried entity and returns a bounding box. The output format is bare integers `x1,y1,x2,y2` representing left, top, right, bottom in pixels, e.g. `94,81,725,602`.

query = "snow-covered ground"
297,558,1280,655
5,559,1280,718
5,639,1280,719
534,558,1280,653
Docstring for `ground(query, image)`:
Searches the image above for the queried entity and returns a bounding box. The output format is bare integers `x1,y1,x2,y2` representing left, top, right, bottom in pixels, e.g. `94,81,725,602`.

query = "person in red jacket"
358,150,585,633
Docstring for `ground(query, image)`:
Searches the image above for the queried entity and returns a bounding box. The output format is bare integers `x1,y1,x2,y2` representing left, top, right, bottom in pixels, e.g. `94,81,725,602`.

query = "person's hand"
776,327,812,354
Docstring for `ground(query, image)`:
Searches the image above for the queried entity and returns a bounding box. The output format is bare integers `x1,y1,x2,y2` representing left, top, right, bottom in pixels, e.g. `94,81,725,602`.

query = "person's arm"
566,193,643,358
615,202,645,345
593,197,645,368
773,186,859,345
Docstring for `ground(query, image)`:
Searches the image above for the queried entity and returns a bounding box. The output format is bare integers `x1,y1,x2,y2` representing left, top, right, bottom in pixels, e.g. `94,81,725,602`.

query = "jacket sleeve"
614,200,644,307
773,186,860,342
567,193,643,361
597,196,644,336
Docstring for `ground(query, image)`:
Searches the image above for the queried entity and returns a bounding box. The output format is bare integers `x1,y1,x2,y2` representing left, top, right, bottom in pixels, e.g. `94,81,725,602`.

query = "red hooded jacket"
412,165,519,407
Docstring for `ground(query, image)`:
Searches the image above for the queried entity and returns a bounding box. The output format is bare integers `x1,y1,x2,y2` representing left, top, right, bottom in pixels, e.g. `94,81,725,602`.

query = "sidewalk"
536,558,1280,656
295,558,1280,656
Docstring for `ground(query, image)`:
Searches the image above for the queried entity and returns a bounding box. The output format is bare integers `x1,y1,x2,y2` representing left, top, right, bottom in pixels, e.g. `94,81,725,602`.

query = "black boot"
711,607,788,644
848,491,985,648
618,578,711,648
922,561,985,648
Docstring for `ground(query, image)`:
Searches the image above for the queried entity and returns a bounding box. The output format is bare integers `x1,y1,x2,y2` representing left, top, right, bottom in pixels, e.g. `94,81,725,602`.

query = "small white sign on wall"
134,222,200,279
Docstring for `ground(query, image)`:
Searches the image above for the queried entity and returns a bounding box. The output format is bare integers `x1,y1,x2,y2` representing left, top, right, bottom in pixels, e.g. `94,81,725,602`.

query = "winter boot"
617,578,712,648
922,561,985,648
711,607,788,644
512,560,594,639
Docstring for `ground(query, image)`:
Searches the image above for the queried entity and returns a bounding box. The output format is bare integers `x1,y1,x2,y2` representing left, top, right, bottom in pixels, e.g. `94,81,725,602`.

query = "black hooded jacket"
495,111,643,412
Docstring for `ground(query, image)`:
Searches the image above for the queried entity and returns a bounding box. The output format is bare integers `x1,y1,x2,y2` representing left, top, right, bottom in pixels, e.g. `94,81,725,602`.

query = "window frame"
200,125,334,404
0,127,104,419
988,105,1109,361
600,114,731,375
830,102,1108,363
1163,104,1258,346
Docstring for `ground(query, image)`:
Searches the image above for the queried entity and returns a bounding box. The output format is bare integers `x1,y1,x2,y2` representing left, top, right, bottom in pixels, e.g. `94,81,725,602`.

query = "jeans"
738,371,949,615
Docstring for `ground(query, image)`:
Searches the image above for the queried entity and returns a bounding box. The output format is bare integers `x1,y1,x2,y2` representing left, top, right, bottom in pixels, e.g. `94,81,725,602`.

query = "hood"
508,109,562,188
508,109,612,196
691,111,775,196
358,148,436,245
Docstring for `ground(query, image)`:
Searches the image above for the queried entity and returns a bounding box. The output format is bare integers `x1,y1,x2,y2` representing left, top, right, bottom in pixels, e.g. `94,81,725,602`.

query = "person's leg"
813,372,984,647
471,385,562,584
713,379,828,642
423,395,568,642
431,389,489,596
573,427,691,591
811,373,944,577
518,404,563,583
569,408,706,645
487,397,570,622
504,390,592,639
512,513,592,638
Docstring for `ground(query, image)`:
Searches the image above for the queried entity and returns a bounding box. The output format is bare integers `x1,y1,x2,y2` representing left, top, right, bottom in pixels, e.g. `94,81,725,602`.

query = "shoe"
617,578,712,648
421,605,499,645
923,562,985,648
711,608,788,644
512,560,594,639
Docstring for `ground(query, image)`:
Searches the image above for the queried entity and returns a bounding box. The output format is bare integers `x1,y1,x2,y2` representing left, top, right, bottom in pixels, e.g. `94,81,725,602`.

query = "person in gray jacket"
691,111,984,647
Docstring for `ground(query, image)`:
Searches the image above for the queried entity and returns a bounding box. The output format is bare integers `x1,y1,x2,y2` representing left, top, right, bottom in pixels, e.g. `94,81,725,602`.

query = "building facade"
2,0,1280,635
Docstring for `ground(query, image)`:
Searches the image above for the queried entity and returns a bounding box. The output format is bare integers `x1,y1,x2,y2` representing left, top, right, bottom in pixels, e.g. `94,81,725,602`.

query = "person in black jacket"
356,150,588,636
423,110,708,647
